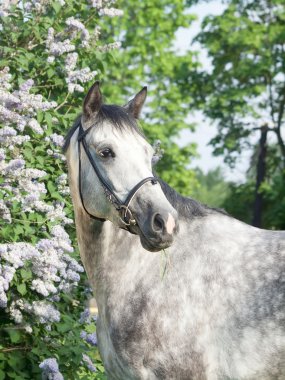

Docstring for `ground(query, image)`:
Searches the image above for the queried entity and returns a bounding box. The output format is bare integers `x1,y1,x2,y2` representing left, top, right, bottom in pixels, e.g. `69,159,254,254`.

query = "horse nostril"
153,213,165,233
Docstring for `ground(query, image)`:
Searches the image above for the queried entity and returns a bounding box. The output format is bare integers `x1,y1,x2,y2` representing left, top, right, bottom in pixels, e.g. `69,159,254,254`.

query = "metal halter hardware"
77,122,158,228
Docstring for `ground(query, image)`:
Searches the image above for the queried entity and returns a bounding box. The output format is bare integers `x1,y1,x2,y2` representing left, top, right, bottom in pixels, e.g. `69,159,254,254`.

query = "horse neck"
73,207,110,285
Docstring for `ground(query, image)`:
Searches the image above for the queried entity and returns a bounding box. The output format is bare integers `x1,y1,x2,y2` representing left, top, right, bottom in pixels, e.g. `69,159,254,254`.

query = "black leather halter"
77,122,158,227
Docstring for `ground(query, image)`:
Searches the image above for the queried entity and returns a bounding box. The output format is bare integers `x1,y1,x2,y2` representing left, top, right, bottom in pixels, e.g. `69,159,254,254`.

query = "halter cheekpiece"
77,122,158,228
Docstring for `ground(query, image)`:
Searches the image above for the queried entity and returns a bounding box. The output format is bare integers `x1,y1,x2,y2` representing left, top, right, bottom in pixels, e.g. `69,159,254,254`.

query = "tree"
222,143,285,229
191,0,285,226
191,167,230,208
100,0,200,195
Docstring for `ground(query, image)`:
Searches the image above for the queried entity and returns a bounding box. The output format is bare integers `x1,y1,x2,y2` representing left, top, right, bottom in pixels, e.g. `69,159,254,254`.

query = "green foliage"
222,180,255,224
222,145,285,229
191,167,230,208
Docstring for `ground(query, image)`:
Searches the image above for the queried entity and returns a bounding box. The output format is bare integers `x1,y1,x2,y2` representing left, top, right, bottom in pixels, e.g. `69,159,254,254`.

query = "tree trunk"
252,125,268,228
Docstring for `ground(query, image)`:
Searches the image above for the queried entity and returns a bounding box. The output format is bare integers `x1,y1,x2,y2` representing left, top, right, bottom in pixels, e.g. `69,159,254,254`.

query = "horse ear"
125,86,147,119
83,81,102,120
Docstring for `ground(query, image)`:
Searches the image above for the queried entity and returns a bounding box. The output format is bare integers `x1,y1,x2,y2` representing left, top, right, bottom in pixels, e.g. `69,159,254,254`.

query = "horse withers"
64,81,285,380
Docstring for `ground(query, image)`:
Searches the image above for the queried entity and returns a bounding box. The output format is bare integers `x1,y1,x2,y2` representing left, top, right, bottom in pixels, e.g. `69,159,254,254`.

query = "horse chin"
140,235,163,252
127,223,173,252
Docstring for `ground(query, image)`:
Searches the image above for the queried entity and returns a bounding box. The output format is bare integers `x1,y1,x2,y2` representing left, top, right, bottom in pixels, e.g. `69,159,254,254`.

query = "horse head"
65,82,179,252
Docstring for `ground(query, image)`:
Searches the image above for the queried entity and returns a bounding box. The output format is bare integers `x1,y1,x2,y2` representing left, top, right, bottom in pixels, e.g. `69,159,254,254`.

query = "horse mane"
62,104,145,153
158,178,228,218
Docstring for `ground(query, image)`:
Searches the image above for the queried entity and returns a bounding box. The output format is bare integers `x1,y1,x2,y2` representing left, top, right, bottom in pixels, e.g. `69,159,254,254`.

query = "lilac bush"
0,0,122,378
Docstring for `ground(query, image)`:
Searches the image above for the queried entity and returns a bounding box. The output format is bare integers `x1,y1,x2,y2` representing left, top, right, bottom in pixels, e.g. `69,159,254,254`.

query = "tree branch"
275,83,285,163
1,346,31,353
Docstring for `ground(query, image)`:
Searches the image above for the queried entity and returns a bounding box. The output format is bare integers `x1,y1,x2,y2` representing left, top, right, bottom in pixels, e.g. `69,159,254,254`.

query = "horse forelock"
62,104,145,153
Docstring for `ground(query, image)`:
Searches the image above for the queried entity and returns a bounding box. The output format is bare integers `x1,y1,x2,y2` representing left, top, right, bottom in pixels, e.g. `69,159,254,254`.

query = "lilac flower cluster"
90,0,124,18
0,199,12,223
99,7,123,17
46,27,75,58
0,149,48,214
0,2,123,375
82,353,97,373
64,51,97,94
55,174,70,196
23,1,62,14
66,16,90,47
0,69,83,328
79,305,99,372
45,133,65,148
97,41,122,52
39,358,64,380
44,1,122,93
79,307,96,324
0,68,56,134
80,331,98,346
0,232,83,325
0,242,38,309
45,23,98,94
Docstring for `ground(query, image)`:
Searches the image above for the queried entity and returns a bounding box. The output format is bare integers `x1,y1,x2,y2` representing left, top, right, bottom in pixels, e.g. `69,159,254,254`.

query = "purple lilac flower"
36,239,55,252
19,79,34,92
0,148,5,161
79,308,90,324
66,269,80,282
3,158,25,173
39,358,64,380
32,301,60,324
49,133,64,147
80,331,97,346
40,358,59,372
82,353,97,373
0,291,8,308
0,126,17,137
87,333,97,346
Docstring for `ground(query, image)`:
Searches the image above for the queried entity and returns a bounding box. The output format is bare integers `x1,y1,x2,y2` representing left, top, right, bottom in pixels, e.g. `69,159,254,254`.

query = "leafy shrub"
0,1,123,378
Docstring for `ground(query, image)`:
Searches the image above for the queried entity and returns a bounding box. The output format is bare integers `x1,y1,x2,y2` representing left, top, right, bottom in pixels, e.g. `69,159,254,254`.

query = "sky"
174,1,253,182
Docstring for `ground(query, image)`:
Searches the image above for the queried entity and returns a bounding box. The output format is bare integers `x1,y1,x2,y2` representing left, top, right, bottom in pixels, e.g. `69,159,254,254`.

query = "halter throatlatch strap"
77,122,158,227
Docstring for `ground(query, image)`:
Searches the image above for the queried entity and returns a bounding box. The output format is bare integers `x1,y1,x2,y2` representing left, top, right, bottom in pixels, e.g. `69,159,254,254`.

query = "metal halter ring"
119,205,137,226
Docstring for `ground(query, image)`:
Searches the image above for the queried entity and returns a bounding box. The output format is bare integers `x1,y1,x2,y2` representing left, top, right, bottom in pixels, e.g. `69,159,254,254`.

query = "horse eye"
98,148,115,158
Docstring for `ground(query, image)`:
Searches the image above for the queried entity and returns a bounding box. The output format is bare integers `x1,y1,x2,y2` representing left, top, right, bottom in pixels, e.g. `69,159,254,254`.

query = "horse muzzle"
135,209,179,252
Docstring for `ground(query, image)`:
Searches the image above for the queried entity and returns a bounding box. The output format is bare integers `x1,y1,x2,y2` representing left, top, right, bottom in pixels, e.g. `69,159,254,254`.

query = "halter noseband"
77,122,158,228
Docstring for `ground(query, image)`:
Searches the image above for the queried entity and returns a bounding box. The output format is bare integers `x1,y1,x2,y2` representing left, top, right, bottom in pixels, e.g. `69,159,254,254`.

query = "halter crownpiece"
77,122,158,228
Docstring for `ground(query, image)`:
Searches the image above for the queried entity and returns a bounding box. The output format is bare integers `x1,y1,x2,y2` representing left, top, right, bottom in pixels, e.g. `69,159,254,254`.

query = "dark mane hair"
158,179,228,218
62,104,145,153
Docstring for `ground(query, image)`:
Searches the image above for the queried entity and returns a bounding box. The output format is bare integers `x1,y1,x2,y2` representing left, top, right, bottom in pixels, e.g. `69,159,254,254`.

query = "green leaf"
20,269,32,280
7,330,21,344
47,180,56,194
51,1,61,13
17,283,27,296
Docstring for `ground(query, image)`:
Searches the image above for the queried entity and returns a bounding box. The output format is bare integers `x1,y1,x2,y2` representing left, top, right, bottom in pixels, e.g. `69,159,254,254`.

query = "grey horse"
64,82,285,380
